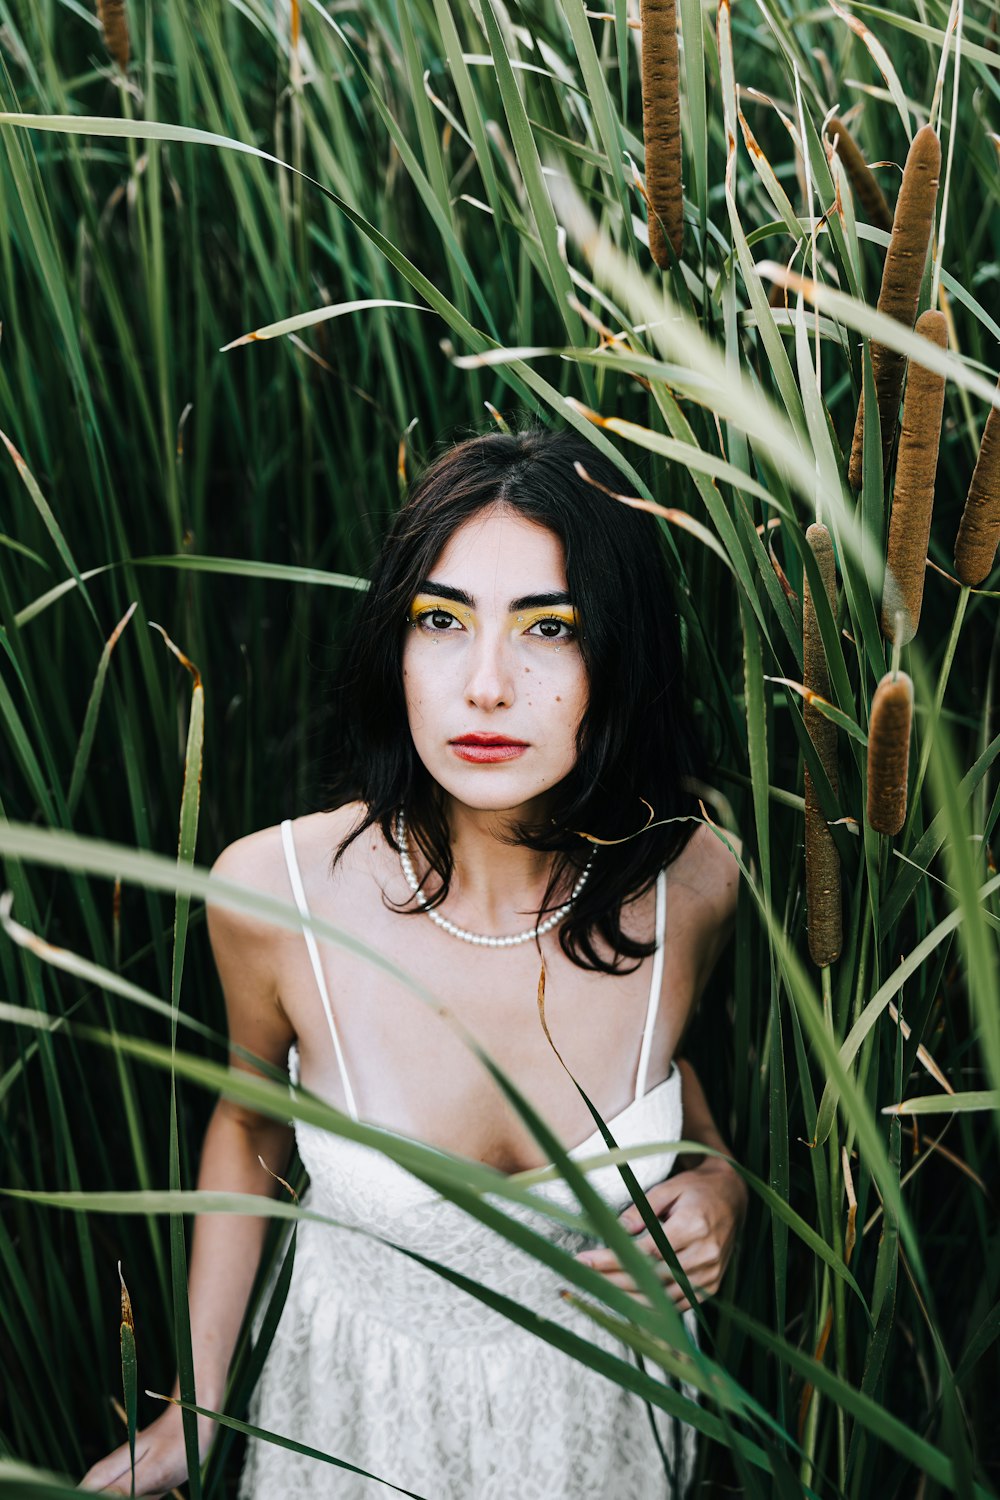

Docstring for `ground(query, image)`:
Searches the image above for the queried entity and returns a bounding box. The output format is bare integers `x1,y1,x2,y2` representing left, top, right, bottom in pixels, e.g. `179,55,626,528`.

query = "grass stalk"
0,4,997,1492
901,584,970,850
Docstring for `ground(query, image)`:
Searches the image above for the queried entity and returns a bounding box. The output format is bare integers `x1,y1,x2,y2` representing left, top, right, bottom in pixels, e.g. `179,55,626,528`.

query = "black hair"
324,424,706,974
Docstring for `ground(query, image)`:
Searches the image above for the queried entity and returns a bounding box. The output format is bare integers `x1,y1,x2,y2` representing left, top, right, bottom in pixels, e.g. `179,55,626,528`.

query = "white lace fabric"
236,825,699,1498
239,1077,698,1499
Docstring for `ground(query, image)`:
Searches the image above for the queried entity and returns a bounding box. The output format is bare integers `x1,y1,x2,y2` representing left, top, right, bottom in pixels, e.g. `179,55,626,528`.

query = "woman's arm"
81,837,296,1496
575,1058,747,1311
672,1054,742,1173
576,830,748,1310
183,1095,297,1413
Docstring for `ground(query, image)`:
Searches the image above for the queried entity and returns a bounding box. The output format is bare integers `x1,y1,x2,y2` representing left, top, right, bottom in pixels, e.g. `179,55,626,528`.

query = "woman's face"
402,507,589,819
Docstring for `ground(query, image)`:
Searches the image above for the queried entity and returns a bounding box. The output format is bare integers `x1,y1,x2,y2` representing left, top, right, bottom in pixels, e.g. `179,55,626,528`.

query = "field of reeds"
1,0,999,1494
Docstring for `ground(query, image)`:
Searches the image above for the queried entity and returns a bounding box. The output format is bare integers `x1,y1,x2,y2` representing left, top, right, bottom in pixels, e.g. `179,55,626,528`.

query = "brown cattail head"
825,118,893,235
881,309,948,643
954,377,1000,585
96,0,130,71
803,522,841,967
867,671,913,836
848,125,941,490
640,0,683,267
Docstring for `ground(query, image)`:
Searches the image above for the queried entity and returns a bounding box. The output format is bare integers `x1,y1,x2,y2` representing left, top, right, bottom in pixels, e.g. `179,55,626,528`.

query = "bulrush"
825,117,893,234
881,309,948,643
954,377,1000,585
848,125,941,489
867,672,913,836
96,0,130,70
803,522,841,966
640,0,683,267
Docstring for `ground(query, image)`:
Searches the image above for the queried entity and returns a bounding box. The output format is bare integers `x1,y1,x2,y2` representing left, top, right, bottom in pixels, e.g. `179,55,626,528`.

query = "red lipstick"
449,732,529,764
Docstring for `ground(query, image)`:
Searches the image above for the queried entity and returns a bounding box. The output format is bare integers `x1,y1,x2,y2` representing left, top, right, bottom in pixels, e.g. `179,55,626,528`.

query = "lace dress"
237,821,698,1500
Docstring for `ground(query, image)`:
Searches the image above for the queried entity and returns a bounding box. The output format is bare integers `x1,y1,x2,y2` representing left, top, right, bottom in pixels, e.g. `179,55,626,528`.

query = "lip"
450,733,530,746
449,732,529,764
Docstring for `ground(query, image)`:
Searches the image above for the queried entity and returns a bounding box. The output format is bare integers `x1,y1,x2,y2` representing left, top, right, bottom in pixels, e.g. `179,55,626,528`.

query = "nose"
464,626,515,711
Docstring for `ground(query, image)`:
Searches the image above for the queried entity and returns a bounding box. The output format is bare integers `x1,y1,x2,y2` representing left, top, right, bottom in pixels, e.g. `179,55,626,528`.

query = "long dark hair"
325,425,705,974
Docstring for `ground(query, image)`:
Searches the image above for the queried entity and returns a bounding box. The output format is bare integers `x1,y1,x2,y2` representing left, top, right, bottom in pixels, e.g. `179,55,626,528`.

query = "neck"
412,798,568,928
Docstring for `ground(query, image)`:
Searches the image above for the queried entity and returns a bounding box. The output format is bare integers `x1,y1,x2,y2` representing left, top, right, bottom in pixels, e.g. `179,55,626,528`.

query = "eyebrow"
416,580,574,612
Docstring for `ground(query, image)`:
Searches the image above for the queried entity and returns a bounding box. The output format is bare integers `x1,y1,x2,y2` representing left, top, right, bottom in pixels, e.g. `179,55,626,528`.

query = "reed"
881,309,948,643
825,117,893,234
639,0,683,266
866,671,914,835
802,522,841,967
96,0,130,71
1,4,998,1496
848,124,941,488
954,377,1000,585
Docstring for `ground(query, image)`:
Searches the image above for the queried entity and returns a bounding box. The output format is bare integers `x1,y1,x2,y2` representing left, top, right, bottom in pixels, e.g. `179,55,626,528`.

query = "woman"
83,426,747,1498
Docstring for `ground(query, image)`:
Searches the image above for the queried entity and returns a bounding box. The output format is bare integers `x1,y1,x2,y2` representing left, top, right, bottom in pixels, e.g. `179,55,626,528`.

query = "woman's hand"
78,1403,213,1498
575,1155,748,1311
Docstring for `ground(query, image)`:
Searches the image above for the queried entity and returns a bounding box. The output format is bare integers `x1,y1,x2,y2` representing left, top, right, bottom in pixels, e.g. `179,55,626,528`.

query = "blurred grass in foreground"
1,0,999,1493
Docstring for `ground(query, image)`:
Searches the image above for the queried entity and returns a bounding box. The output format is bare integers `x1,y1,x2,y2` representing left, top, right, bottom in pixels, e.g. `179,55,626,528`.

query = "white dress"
237,821,698,1500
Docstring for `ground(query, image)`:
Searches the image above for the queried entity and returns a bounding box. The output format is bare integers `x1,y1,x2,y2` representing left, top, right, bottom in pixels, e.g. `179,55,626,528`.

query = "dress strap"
280,819,359,1121
633,868,668,1102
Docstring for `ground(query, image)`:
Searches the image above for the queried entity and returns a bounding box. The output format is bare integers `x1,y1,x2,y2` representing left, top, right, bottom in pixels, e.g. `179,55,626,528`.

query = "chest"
274,881,701,1171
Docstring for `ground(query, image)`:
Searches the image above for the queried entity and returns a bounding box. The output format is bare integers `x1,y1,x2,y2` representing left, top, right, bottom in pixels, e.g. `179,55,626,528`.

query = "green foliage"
1,0,998,1494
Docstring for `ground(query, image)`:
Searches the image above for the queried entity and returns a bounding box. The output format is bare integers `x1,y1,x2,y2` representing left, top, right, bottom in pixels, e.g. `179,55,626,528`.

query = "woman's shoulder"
205,825,289,963
208,803,376,920
666,822,742,932
212,803,365,872
618,821,741,956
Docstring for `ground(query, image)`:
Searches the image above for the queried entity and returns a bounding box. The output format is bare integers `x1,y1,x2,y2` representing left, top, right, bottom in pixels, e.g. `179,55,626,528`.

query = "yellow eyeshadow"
406,597,579,630
407,594,473,624
514,605,580,630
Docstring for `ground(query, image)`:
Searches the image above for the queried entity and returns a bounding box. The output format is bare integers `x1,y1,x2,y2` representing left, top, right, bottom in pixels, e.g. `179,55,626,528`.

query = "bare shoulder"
212,798,365,876
209,804,368,907
203,829,288,1013
205,806,368,1048
284,801,374,874
659,823,742,1001
208,823,287,924
668,823,743,931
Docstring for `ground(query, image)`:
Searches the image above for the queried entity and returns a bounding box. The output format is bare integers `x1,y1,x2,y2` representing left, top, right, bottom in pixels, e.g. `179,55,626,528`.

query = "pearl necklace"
395,811,594,947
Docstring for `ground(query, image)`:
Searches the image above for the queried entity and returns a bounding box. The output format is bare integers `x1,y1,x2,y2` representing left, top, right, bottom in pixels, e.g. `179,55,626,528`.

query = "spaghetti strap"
633,869,668,1103
280,819,359,1121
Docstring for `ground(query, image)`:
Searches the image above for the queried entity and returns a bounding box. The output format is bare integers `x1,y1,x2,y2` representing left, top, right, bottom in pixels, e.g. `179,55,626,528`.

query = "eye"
413,607,463,632
525,616,577,641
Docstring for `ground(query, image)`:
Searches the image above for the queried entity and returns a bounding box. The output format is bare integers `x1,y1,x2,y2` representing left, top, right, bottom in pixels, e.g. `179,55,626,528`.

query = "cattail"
803,522,841,967
848,125,941,490
881,309,948,643
825,118,893,235
97,0,130,70
640,0,683,267
954,378,1000,585
867,672,913,835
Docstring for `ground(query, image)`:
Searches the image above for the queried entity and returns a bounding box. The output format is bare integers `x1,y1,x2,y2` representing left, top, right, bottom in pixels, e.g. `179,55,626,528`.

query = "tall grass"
1,0,998,1494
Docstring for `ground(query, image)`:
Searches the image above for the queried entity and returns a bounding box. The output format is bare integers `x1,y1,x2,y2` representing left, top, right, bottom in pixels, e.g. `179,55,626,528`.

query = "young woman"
83,426,747,1499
